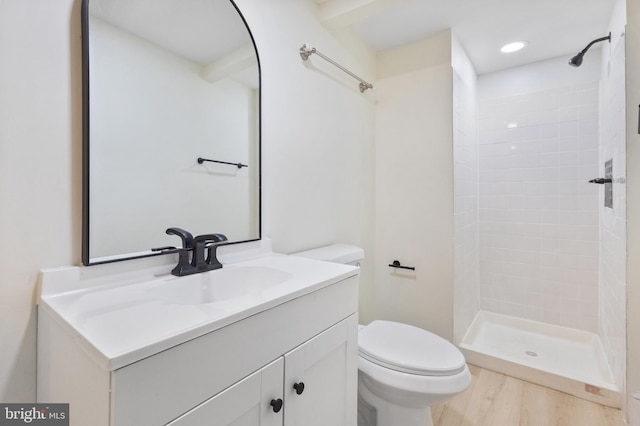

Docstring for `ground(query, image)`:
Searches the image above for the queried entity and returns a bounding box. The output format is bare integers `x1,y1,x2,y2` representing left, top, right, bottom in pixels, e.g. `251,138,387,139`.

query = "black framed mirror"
82,0,261,265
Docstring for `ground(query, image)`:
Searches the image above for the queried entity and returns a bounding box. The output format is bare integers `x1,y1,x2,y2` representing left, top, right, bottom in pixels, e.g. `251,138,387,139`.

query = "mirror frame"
81,0,262,265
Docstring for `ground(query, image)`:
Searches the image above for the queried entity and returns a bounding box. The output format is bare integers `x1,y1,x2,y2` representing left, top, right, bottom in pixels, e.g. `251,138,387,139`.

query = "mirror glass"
82,0,260,264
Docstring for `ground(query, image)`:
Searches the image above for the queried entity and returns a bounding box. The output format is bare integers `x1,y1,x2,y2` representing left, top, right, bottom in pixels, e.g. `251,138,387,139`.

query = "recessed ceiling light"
500,41,528,53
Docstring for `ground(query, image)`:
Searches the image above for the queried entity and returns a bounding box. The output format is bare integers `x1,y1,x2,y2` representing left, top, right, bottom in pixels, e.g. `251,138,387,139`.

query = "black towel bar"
197,157,248,169
388,260,415,271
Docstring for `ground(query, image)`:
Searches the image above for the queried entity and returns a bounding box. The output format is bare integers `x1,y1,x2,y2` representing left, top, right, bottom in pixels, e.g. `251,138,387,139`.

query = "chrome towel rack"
299,43,374,93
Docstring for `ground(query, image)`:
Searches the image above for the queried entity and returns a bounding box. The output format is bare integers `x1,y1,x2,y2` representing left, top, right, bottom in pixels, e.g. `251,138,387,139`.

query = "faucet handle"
215,233,228,243
193,233,228,244
166,228,198,276
191,234,228,269
166,227,194,248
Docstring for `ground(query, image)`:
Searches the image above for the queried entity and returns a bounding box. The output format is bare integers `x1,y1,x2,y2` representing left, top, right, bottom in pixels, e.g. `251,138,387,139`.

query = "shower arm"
569,33,611,67
579,33,611,55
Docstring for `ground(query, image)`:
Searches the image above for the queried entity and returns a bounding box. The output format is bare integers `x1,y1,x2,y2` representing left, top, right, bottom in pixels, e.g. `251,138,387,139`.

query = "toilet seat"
358,320,466,376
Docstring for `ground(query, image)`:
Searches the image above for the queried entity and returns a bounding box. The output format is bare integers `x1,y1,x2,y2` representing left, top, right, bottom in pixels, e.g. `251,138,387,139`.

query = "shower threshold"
460,311,620,408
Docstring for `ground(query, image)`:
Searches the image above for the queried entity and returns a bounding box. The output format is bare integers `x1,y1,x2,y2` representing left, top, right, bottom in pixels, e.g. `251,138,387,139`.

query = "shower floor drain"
525,350,538,357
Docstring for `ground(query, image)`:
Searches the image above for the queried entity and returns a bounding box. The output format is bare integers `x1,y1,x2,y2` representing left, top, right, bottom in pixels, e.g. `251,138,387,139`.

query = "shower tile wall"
599,32,626,389
453,69,479,342
478,82,600,333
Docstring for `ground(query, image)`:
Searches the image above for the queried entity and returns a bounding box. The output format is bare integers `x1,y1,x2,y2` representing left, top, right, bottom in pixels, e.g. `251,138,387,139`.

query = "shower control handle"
589,178,612,184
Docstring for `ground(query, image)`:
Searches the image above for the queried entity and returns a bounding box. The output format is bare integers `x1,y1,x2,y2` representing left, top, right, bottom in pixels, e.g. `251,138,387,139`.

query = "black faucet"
166,228,228,276
192,233,228,272
166,227,196,276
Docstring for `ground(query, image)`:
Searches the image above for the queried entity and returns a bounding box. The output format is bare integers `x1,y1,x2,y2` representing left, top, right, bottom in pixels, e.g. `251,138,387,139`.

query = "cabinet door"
167,358,284,426
283,314,358,426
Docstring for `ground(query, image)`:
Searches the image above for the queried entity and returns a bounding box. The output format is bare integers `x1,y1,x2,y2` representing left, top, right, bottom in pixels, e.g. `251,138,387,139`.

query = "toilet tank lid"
290,244,364,264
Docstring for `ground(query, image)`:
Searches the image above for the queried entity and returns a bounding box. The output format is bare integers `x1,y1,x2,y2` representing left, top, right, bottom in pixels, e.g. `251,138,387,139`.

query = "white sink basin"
147,266,294,305
38,245,359,369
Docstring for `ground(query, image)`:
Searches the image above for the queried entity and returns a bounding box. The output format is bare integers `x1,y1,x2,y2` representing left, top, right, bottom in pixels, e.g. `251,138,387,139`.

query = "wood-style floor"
431,365,624,426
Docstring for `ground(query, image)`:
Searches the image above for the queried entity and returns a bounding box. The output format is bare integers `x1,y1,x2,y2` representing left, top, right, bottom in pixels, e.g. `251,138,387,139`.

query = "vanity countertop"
38,249,358,371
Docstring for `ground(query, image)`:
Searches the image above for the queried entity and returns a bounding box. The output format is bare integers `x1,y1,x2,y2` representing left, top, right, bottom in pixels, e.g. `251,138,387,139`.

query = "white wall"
0,0,82,402
598,0,627,397
477,56,602,332
234,0,377,323
374,31,454,340
625,0,640,421
0,0,376,401
479,53,602,99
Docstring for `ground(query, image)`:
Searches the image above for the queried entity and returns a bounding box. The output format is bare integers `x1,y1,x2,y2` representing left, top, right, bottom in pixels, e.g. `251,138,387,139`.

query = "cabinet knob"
270,398,283,413
293,382,305,395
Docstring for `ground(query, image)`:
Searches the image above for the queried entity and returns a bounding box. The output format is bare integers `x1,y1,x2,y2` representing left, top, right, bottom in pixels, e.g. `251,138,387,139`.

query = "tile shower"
453,44,626,407
477,81,601,333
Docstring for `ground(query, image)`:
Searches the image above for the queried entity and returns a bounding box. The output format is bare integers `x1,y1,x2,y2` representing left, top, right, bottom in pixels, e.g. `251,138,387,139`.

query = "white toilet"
291,244,471,426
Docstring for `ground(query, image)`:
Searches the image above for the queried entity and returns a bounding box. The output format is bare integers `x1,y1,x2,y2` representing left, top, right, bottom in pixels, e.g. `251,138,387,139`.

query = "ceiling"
316,0,617,74
90,0,252,65
90,0,618,75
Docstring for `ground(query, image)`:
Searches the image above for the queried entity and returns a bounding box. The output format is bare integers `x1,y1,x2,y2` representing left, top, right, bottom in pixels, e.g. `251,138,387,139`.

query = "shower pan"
460,311,620,408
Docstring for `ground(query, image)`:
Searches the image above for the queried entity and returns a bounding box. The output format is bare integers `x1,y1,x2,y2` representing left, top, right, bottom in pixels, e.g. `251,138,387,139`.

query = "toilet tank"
291,244,364,267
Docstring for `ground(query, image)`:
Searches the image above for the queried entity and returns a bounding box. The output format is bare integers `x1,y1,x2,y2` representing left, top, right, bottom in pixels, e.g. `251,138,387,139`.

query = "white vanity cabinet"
168,315,357,426
37,258,359,426
283,315,358,426
167,358,285,426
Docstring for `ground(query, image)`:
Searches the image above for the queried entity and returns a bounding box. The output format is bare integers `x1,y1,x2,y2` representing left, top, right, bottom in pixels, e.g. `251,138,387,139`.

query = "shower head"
568,33,611,67
568,52,584,67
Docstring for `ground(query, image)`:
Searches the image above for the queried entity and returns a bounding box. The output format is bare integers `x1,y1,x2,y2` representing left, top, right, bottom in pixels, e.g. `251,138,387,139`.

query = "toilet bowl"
291,244,471,426
357,320,471,426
